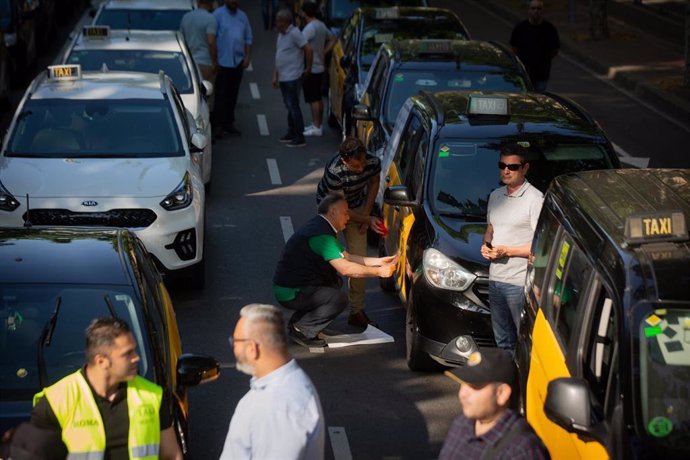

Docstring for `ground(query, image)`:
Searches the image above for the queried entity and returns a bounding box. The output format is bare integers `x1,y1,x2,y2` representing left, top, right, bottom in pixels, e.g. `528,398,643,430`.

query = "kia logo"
82,201,98,207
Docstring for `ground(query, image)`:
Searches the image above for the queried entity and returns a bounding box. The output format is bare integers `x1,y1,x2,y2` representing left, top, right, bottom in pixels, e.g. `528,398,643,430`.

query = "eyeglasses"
498,162,523,171
228,336,254,347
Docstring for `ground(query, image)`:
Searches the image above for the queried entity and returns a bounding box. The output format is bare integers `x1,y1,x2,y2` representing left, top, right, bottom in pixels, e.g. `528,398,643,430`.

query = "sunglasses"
498,162,523,171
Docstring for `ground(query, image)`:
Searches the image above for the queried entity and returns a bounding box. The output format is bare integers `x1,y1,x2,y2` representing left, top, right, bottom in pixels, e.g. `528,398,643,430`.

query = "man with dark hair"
439,348,549,459
316,137,386,328
273,192,397,347
220,304,325,458
30,318,182,459
481,145,543,352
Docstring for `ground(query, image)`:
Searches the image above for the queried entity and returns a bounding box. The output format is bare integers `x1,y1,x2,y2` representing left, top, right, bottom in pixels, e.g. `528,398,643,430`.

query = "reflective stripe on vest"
34,371,162,460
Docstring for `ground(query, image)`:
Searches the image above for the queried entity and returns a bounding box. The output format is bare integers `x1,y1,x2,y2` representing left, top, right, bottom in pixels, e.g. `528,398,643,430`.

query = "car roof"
103,0,194,10
71,29,184,53
382,39,519,71
28,69,166,100
418,90,601,139
0,227,135,285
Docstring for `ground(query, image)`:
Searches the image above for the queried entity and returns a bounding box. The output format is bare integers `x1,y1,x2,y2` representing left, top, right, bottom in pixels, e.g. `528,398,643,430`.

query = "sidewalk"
475,0,690,126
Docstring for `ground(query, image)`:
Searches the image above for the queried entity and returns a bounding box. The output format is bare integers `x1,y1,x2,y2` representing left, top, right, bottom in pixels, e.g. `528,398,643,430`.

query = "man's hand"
379,254,398,265
481,244,508,261
242,56,251,69
369,216,388,235
378,263,396,278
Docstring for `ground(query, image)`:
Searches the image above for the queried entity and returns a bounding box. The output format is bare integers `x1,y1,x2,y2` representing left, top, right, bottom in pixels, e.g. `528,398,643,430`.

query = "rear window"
96,9,188,30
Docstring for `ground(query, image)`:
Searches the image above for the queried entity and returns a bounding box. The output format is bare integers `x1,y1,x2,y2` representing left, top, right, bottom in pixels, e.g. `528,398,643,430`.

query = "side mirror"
176,353,220,386
544,378,601,441
339,54,352,70
384,185,416,208
351,104,373,121
190,132,208,152
202,80,214,97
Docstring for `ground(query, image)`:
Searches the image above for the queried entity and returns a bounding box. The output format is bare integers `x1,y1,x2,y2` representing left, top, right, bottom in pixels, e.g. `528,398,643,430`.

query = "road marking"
212,224,238,228
266,158,282,185
219,362,236,369
249,82,260,99
613,142,650,168
247,62,253,72
257,114,269,136
280,216,294,242
328,427,353,460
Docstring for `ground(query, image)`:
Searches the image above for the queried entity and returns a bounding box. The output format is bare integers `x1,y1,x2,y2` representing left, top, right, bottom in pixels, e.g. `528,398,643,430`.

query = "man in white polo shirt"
481,145,543,353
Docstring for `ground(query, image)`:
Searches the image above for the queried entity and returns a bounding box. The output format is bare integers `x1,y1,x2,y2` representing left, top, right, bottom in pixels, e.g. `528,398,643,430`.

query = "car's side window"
170,85,191,140
409,126,429,196
395,113,423,194
528,207,561,309
367,57,387,117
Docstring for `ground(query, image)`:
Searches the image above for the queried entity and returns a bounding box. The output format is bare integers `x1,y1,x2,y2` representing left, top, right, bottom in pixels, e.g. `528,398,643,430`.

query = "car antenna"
37,296,62,388
104,294,119,319
23,194,32,228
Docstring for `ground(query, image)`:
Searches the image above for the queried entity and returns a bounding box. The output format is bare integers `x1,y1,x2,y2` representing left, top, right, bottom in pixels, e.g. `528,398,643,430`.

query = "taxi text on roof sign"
83,25,110,39
624,211,688,244
468,96,508,116
374,7,400,19
47,65,82,81
419,40,453,54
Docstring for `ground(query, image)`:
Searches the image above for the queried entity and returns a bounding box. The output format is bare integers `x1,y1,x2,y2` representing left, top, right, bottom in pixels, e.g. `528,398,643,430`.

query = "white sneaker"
302,124,314,134
303,126,323,137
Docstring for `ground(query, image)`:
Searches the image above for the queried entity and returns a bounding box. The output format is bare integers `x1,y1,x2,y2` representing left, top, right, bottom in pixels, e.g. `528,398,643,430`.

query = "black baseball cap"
451,348,517,386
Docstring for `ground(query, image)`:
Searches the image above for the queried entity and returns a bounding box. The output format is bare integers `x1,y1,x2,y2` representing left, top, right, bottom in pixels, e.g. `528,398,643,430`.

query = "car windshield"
6,99,183,158
330,0,428,22
429,140,614,216
96,9,188,30
68,50,193,93
633,303,690,456
0,284,151,400
384,70,528,129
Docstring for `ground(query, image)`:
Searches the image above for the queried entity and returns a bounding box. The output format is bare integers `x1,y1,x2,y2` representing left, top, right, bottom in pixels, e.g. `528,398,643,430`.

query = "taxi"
327,6,469,132
0,64,208,288
0,227,220,455
354,38,531,161
91,0,194,31
313,0,428,35
62,26,214,187
517,169,690,460
377,91,620,371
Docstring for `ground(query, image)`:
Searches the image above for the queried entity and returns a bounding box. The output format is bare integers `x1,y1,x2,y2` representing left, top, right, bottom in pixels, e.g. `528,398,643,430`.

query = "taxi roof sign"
374,7,400,19
419,40,454,54
82,25,110,39
624,211,688,244
47,65,81,81
468,96,509,116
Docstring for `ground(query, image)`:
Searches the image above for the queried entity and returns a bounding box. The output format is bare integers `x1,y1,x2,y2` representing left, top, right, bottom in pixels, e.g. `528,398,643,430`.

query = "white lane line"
280,216,294,242
219,362,236,369
328,426,353,460
266,158,282,185
212,224,238,228
247,62,253,72
257,114,269,136
613,142,650,168
249,82,260,99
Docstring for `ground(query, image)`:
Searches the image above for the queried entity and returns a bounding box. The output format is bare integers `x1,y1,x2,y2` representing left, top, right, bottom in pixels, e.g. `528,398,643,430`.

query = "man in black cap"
439,348,549,459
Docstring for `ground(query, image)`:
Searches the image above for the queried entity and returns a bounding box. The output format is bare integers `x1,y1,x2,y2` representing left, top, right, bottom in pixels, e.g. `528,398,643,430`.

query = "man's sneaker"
279,133,294,143
286,137,306,148
348,311,379,329
302,124,314,133
289,325,327,348
303,126,323,137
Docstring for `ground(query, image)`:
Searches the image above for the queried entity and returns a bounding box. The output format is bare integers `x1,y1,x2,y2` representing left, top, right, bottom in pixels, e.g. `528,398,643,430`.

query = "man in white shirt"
220,304,325,460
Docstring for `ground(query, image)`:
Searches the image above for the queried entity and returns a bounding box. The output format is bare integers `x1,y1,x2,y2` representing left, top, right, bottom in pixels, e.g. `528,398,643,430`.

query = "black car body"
378,90,620,371
0,227,219,455
517,169,690,459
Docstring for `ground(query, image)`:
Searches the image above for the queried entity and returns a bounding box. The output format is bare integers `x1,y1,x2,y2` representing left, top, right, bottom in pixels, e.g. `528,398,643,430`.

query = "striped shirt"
316,153,381,209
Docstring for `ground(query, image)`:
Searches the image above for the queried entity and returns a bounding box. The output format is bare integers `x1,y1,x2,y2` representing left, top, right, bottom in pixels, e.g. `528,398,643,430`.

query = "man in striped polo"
316,137,385,328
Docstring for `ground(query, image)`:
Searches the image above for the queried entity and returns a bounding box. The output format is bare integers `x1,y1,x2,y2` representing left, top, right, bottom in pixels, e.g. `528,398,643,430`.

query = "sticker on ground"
323,325,394,348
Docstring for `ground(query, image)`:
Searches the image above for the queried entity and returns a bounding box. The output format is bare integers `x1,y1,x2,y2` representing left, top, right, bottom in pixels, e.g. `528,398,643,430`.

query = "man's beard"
235,359,255,376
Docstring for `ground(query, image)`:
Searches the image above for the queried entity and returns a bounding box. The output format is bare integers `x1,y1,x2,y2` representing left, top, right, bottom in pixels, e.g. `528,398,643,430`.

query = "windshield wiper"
37,296,62,388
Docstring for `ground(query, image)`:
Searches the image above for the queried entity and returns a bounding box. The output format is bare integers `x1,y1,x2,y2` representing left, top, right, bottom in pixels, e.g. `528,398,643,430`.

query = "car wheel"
378,239,396,292
405,297,442,372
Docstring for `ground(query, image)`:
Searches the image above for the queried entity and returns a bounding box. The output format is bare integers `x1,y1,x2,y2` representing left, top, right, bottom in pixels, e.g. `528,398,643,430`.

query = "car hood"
432,214,489,274
0,157,188,197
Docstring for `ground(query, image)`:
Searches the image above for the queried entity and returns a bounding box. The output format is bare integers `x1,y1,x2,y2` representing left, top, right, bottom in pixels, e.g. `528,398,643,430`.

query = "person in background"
220,303,325,459
261,0,279,30
510,0,559,92
213,0,252,139
180,0,218,111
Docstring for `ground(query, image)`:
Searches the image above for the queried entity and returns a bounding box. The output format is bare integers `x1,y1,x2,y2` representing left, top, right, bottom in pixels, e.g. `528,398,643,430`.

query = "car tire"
378,239,396,292
406,297,442,372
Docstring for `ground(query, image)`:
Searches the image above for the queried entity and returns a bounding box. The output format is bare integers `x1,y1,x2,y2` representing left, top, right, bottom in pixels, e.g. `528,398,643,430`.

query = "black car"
377,90,620,371
0,227,219,456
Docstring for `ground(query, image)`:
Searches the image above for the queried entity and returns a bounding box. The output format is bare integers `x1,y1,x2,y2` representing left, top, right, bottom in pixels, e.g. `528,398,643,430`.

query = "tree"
589,0,610,40
685,0,690,87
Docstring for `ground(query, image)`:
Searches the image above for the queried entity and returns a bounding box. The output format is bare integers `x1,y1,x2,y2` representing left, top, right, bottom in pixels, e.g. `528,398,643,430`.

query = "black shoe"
348,311,378,328
286,137,306,148
279,133,294,143
225,126,241,137
289,325,327,348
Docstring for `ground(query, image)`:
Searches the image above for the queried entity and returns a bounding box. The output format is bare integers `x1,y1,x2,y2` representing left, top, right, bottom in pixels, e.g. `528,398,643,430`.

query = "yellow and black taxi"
313,0,428,35
91,0,194,31
327,6,469,132
0,227,219,455
353,38,531,161
378,90,620,371
517,169,690,460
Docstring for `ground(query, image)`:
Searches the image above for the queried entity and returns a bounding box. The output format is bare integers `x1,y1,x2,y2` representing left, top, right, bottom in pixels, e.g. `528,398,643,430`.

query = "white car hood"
1,157,188,198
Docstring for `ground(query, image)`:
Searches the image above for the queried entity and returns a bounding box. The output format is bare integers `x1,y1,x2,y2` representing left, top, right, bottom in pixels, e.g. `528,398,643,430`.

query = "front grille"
474,335,497,348
23,209,157,228
472,278,490,307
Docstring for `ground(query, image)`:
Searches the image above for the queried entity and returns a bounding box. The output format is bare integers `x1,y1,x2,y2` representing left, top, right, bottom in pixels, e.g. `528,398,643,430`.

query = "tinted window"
330,0,429,22
68,50,193,93
583,282,617,409
96,9,188,31
7,99,183,158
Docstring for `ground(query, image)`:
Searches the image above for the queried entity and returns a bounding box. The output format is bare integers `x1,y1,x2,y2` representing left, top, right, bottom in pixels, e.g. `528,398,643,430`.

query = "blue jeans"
261,0,279,29
279,78,305,141
489,281,525,352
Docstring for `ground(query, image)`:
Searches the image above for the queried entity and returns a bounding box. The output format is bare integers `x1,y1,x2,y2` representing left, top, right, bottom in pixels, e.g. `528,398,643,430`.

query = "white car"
92,0,195,31
62,26,213,186
0,64,207,288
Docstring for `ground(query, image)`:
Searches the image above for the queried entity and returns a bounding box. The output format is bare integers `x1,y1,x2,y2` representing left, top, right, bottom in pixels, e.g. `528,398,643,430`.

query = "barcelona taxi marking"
82,25,110,39
468,95,508,116
47,65,81,80
625,211,687,243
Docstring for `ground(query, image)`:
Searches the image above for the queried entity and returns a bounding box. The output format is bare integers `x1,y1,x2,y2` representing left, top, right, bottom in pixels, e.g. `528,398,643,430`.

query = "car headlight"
160,172,192,211
195,114,207,132
0,182,20,211
423,248,476,291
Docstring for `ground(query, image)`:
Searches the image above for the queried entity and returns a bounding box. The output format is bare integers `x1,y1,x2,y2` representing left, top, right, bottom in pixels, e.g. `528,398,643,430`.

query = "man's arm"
330,256,395,278
242,44,252,68
207,33,218,71
324,33,337,56
480,224,494,260
303,43,313,75
159,427,183,460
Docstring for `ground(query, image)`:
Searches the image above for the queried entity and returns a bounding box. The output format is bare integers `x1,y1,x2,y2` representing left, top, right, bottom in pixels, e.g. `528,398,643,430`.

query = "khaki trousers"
343,217,368,314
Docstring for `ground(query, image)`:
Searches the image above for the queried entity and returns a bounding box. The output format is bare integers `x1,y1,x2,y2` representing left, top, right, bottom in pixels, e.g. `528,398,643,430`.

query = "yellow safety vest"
33,371,162,460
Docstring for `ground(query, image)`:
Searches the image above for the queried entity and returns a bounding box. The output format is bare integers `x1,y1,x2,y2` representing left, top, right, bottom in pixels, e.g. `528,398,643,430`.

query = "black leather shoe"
289,325,327,348
348,311,378,328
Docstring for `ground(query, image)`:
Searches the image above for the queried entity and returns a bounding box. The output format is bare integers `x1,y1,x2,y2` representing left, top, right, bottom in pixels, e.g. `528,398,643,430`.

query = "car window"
394,112,423,198
365,55,387,118
528,207,561,308
68,50,193,93
96,9,188,31
7,99,183,158
170,86,192,141
409,125,428,195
